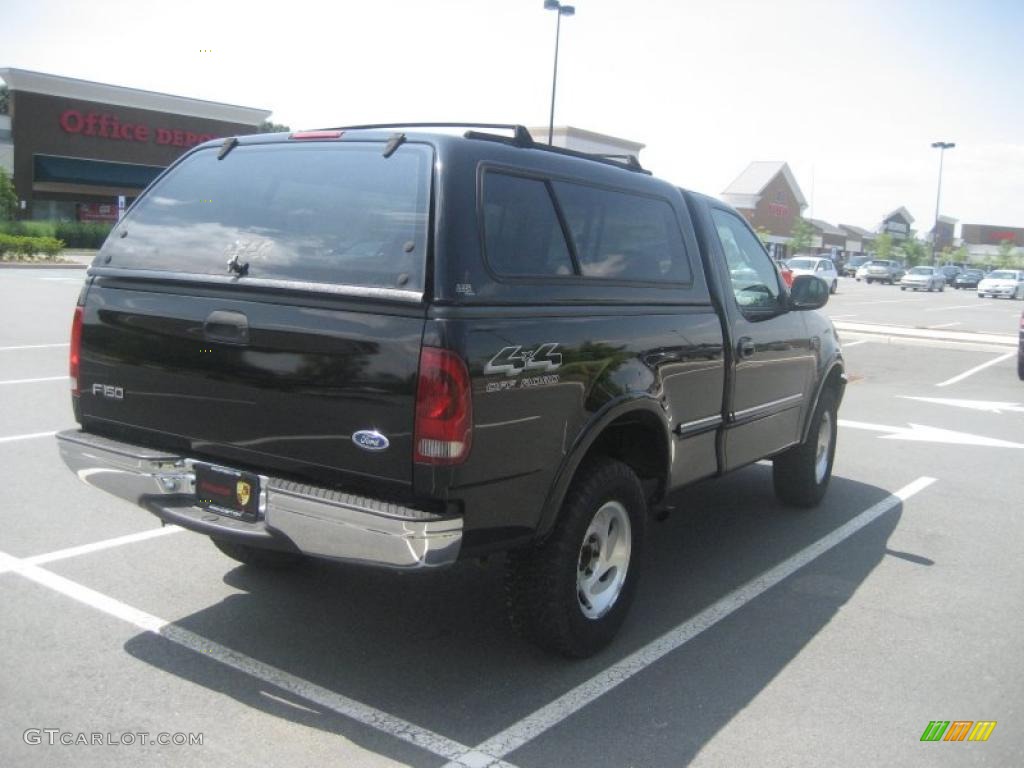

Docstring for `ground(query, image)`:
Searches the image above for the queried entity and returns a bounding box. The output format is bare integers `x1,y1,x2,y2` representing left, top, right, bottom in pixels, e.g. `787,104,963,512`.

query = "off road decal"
484,343,562,377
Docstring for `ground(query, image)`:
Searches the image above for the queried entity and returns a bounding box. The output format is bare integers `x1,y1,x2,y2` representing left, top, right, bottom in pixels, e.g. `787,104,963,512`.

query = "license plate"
194,463,260,521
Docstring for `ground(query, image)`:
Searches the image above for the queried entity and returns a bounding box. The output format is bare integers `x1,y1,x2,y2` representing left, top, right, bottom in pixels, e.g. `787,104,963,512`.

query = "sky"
3,0,1022,232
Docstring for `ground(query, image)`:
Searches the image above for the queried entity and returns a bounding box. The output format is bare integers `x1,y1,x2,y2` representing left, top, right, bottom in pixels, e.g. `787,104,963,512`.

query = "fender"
535,394,673,541
801,356,847,442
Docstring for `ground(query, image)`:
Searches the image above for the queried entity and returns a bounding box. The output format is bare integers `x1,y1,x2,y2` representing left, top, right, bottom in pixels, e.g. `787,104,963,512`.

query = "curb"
0,262,88,270
834,321,1017,348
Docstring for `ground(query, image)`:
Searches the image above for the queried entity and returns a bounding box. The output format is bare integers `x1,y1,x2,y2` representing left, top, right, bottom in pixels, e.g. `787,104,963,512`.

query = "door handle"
737,337,756,359
203,310,249,345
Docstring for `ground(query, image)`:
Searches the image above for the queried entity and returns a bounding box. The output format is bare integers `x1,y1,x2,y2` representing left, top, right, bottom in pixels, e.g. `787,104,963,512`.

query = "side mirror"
789,274,829,310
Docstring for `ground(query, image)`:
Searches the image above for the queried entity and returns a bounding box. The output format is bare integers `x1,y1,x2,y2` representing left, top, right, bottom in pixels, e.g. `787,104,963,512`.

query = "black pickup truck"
57,124,845,657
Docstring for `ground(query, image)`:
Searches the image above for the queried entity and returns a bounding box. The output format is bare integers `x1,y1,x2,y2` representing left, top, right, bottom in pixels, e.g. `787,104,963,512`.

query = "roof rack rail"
591,153,647,172
320,122,651,174
325,122,535,147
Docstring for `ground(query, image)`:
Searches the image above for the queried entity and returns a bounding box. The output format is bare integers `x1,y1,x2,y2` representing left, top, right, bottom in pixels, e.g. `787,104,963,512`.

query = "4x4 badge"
484,343,562,377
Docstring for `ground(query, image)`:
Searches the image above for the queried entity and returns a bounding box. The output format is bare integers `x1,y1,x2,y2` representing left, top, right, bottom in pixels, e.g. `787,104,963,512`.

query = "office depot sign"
59,109,219,148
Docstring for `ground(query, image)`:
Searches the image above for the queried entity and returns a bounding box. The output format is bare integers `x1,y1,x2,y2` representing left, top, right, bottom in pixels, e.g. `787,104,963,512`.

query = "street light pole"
930,141,955,266
544,0,575,146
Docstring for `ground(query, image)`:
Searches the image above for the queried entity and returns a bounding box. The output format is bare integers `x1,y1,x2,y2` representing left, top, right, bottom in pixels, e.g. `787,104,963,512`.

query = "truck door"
707,207,816,470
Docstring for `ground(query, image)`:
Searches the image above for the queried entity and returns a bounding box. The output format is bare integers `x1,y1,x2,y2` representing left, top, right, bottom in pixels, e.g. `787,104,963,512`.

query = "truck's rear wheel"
505,458,646,658
773,388,838,507
211,538,305,569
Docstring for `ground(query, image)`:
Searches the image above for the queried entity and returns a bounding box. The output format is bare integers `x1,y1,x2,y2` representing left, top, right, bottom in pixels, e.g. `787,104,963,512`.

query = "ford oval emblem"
352,430,389,452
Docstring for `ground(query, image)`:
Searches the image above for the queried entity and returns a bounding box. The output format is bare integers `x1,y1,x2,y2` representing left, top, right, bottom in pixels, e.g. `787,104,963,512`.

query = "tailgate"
79,282,424,486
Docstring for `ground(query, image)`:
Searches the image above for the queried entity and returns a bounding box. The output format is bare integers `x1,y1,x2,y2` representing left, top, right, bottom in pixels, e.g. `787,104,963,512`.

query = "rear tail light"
69,306,84,396
414,347,472,465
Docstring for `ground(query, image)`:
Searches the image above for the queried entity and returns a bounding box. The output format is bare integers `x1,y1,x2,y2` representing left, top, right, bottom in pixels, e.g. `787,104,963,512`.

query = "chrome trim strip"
675,414,722,435
733,393,804,420
87,267,424,303
55,430,460,568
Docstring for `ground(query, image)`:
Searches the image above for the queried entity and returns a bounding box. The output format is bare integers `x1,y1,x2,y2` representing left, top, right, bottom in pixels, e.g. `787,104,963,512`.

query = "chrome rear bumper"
55,430,462,568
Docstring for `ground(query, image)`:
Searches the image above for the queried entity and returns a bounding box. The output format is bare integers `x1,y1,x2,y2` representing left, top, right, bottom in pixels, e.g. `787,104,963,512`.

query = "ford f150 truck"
57,124,845,657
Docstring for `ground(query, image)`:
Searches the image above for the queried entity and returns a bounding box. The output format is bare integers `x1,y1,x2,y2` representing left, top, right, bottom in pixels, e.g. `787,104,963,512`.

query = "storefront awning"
34,154,162,189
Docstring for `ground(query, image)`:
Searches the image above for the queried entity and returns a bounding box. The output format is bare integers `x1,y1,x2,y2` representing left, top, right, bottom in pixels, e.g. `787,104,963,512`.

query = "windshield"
987,271,1018,280
908,267,932,275
101,142,433,292
787,258,817,270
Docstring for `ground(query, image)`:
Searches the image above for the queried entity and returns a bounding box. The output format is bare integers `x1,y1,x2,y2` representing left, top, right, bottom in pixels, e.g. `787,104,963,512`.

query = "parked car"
843,256,869,277
900,265,945,292
952,269,984,289
786,256,838,294
977,269,1024,300
861,260,904,284
938,265,962,285
1019,309,1024,380
54,123,845,658
776,259,794,288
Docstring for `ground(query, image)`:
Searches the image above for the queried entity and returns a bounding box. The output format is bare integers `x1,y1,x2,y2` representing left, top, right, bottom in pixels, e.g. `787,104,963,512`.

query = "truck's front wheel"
772,387,838,507
210,538,306,569
506,458,646,658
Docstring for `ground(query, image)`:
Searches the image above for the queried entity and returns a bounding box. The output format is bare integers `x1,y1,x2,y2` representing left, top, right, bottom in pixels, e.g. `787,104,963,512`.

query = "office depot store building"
0,68,270,220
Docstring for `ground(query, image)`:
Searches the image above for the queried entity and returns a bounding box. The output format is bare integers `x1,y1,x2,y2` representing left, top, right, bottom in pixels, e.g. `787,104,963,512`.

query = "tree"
873,232,894,260
754,226,771,246
0,85,8,115
788,218,814,256
258,120,290,133
0,168,17,221
898,237,929,267
996,239,1023,269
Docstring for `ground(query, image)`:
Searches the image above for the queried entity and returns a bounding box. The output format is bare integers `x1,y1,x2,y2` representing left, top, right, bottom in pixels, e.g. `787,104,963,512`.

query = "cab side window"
711,209,781,310
482,173,575,277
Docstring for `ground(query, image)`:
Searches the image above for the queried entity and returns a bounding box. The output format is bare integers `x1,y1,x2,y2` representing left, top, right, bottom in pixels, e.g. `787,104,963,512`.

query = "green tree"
873,232,894,260
754,226,771,247
788,218,814,256
0,85,8,115
996,239,1023,269
898,237,929,267
0,168,18,221
258,120,290,133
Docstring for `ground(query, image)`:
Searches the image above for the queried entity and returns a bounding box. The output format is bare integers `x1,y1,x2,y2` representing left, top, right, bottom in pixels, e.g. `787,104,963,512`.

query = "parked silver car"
900,266,945,292
860,259,905,284
977,270,1024,300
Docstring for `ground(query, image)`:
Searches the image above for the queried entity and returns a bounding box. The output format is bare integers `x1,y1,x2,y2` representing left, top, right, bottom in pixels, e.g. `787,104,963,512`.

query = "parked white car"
900,266,945,292
977,270,1024,300
786,256,839,294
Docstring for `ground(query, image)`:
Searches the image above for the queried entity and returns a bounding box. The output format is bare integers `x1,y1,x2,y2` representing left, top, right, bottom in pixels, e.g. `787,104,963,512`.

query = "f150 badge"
352,430,390,452
91,383,124,400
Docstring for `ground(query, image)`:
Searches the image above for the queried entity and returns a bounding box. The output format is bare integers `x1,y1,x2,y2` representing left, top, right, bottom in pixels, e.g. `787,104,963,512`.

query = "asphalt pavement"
1,267,1021,767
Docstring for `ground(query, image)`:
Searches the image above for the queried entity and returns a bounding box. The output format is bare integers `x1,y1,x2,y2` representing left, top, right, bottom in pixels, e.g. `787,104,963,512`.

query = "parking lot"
2,266,1022,767
824,274,1022,337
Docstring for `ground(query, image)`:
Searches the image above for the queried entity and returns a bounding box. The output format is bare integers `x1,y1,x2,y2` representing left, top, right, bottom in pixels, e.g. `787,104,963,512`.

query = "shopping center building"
0,68,271,220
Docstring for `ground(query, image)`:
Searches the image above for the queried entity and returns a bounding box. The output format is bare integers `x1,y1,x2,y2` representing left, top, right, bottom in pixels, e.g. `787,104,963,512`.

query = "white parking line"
0,343,69,351
0,430,57,445
936,352,1016,387
457,477,936,764
842,340,870,348
923,304,981,312
0,375,68,386
25,526,184,567
0,548,514,768
844,298,925,305
927,322,962,329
